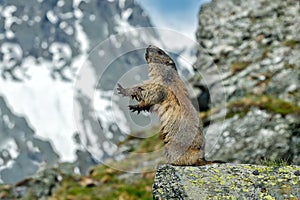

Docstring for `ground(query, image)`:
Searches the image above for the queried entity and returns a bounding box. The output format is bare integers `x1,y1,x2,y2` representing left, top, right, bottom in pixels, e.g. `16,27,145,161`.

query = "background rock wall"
193,0,300,164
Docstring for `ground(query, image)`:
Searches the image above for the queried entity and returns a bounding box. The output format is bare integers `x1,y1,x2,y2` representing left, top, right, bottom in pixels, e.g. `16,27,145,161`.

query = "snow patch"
94,90,130,134
57,0,65,7
0,58,77,161
114,14,131,33
2,5,19,39
74,21,90,52
110,35,121,48
2,5,17,18
122,8,132,21
46,10,58,24
119,0,126,9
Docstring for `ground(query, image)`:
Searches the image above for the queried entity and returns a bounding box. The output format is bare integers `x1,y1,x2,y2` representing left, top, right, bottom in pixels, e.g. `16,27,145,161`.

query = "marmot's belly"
155,101,202,146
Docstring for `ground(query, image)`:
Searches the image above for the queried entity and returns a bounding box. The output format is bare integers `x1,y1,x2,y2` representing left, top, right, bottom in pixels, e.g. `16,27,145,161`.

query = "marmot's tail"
196,158,226,166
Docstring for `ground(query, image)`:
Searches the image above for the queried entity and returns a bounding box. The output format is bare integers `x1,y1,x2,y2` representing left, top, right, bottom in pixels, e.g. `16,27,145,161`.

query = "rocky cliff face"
193,0,300,164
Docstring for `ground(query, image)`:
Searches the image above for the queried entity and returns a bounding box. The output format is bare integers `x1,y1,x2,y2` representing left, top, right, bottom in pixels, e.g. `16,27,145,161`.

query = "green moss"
231,61,251,73
157,188,164,194
90,164,120,180
0,185,14,199
226,95,300,118
192,179,205,186
250,16,258,23
283,40,299,48
117,127,162,154
262,195,276,200
261,47,270,59
182,164,300,199
285,63,296,69
259,158,289,167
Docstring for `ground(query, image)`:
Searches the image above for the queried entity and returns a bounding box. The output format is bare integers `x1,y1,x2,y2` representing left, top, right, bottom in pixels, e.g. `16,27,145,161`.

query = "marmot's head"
145,45,177,71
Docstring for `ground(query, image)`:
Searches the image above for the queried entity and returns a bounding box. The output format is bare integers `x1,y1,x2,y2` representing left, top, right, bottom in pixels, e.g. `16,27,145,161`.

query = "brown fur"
117,45,221,165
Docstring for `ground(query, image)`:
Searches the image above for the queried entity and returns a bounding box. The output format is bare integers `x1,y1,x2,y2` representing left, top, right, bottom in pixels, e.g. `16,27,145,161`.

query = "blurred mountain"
0,0,164,184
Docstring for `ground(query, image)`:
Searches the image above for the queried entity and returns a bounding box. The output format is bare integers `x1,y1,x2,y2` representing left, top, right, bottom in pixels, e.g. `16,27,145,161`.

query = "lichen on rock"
153,164,300,199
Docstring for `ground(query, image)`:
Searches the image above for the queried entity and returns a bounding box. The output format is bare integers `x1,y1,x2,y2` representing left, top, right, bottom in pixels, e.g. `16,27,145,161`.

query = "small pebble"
252,170,259,175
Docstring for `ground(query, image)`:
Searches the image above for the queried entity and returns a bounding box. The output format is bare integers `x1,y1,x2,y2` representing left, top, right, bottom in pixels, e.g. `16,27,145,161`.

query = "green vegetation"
261,47,269,59
231,61,251,73
51,168,154,200
137,132,162,153
51,128,163,200
0,128,163,200
259,158,289,167
283,40,299,48
201,95,300,123
285,63,296,69
0,184,14,199
226,95,300,118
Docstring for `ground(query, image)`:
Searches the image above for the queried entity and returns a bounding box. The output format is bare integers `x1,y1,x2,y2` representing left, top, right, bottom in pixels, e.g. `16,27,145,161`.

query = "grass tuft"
231,61,251,73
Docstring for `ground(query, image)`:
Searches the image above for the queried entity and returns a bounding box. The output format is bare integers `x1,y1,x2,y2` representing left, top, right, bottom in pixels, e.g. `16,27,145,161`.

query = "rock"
194,0,300,104
193,0,300,165
79,177,98,187
12,168,63,199
205,107,300,164
153,164,300,199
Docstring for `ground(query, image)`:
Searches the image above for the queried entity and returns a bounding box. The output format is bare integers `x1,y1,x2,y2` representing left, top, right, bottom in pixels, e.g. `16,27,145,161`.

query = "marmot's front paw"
117,84,129,96
129,105,142,114
129,104,152,114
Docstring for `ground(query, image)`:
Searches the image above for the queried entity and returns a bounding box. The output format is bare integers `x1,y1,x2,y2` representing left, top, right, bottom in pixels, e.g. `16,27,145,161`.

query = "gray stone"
193,0,300,166
153,164,300,199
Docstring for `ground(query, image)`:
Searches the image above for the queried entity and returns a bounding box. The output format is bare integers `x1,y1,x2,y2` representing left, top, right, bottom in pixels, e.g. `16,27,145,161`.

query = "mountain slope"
0,0,162,184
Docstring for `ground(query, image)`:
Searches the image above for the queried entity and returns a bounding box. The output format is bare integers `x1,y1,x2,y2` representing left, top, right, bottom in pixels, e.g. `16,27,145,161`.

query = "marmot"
117,45,221,165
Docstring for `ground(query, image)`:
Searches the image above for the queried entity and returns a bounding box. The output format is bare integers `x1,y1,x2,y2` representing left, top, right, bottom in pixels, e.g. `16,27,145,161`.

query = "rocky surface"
153,164,300,199
0,167,64,200
193,0,300,164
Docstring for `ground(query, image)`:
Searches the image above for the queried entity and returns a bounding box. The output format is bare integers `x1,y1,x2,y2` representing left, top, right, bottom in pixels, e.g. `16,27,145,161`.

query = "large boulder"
153,164,300,199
